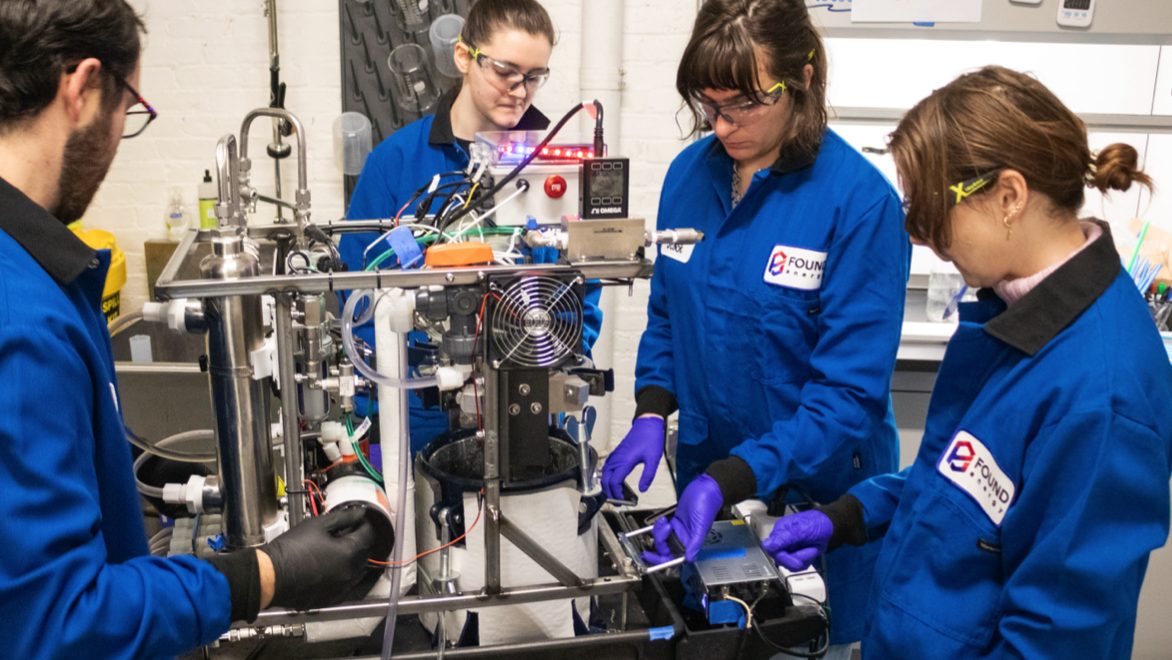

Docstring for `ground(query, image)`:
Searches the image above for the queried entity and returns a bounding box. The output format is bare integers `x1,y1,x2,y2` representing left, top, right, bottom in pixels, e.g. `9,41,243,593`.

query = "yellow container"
69,225,127,324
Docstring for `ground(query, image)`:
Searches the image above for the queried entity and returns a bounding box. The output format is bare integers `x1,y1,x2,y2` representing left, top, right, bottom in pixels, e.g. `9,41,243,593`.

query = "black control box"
581,157,630,219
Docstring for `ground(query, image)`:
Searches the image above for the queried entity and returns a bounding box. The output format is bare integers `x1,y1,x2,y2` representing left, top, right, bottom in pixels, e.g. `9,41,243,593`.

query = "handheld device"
1056,0,1094,28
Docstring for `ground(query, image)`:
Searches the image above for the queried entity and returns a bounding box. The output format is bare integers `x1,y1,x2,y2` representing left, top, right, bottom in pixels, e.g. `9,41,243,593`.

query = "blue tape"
648,625,675,641
387,226,423,269
913,21,935,27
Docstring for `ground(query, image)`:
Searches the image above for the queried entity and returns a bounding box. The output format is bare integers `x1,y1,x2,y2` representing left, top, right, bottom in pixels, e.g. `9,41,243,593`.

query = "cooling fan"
489,275,584,369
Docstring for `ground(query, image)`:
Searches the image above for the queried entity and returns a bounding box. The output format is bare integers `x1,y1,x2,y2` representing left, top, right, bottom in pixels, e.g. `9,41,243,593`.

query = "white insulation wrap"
374,288,417,593
415,474,598,644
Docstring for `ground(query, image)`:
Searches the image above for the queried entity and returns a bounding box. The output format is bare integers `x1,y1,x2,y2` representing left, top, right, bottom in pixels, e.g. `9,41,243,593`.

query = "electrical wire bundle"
360,100,601,272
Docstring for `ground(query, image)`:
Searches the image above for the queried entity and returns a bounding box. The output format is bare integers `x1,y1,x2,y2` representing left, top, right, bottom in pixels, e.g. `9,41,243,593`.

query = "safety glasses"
460,37,550,93
693,82,786,128
948,169,1003,206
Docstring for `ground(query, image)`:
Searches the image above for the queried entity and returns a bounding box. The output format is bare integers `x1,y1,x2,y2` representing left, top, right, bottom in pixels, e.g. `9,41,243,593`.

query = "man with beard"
0,2,377,657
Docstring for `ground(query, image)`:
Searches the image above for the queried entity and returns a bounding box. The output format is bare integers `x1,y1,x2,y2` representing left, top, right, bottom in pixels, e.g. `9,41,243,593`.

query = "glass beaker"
392,0,428,34
429,14,465,79
333,112,373,175
388,44,440,114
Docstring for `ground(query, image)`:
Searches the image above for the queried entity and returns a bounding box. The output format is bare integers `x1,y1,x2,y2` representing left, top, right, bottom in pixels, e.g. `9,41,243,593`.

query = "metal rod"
274,293,305,528
483,371,501,595
245,575,641,625
643,556,685,575
155,261,653,300
498,514,585,587
598,519,638,579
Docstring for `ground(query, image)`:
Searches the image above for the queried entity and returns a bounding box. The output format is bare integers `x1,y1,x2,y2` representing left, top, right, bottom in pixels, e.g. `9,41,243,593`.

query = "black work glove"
262,506,377,611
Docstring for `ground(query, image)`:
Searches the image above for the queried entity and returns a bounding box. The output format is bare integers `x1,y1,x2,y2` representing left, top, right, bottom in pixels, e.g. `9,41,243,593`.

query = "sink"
111,316,214,446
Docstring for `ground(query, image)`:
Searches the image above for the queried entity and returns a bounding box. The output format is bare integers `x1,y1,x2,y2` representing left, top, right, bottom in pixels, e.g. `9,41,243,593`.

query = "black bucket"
416,427,600,541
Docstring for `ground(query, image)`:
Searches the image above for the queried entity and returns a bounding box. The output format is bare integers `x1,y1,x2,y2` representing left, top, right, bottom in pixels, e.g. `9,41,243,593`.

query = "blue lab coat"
634,130,909,643
341,91,603,452
0,178,230,658
847,224,1172,658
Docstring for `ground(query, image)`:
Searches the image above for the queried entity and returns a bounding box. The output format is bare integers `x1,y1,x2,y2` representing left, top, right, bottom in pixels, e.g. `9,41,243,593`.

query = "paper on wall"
851,0,982,23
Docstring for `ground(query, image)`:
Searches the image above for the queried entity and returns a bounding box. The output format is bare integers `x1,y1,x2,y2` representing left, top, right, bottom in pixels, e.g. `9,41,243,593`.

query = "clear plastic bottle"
926,261,966,322
164,187,193,241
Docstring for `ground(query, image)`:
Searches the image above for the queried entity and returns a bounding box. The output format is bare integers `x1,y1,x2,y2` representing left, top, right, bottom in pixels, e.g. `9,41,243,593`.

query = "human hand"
601,416,665,500
641,474,723,564
261,507,376,611
761,510,834,571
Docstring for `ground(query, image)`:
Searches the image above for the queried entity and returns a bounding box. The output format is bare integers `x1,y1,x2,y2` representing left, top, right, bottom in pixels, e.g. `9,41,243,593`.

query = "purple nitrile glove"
642,474,723,564
761,510,834,572
601,416,665,500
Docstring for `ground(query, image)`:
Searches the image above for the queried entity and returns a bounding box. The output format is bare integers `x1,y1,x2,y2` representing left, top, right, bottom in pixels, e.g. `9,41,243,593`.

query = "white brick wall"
84,1,694,449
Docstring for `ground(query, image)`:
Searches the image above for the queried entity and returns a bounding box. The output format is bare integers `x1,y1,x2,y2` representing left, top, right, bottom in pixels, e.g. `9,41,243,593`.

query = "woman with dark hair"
342,0,601,451
601,0,909,653
765,65,1172,658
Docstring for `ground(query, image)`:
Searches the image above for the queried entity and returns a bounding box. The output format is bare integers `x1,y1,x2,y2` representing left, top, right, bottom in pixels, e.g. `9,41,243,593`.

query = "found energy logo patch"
938,431,1015,526
763,245,826,291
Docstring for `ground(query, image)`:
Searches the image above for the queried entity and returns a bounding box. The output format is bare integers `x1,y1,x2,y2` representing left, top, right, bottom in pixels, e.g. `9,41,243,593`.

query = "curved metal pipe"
239,107,311,247
239,107,308,196
214,134,244,229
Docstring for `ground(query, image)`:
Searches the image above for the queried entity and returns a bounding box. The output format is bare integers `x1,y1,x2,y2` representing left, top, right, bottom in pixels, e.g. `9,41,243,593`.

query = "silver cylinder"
201,235,278,548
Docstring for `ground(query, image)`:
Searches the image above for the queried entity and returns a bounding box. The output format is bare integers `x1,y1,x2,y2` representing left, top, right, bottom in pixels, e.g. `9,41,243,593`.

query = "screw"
445,272,455,282
530,402,543,414
518,384,531,396
509,404,521,416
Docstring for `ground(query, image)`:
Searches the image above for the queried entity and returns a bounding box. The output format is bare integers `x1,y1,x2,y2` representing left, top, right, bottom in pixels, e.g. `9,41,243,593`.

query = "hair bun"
1090,143,1152,193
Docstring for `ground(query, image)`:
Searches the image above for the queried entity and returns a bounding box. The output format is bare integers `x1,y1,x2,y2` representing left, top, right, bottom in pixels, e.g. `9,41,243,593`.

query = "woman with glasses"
342,0,601,453
604,0,909,654
763,65,1172,658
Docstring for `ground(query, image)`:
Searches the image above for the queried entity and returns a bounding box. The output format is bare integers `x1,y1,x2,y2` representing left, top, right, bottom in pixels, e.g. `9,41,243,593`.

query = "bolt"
445,272,455,282
509,404,521,416
518,383,531,396
530,402,543,414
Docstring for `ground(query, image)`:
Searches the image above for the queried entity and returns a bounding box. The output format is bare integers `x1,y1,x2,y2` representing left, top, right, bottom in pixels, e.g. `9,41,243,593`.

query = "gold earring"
1003,205,1022,241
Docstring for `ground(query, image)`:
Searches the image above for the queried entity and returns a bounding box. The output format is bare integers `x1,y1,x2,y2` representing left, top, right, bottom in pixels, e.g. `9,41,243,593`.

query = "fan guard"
490,276,583,368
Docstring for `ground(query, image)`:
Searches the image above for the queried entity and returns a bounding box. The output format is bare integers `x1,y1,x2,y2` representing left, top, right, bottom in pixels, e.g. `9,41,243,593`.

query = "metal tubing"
245,574,641,625
156,261,653,300
239,108,307,196
498,515,585,587
214,135,244,228
274,293,305,528
201,236,278,547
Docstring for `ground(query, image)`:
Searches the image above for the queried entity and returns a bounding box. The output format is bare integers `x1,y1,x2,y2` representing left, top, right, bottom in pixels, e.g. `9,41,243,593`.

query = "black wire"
415,180,470,222
440,101,591,230
750,591,831,658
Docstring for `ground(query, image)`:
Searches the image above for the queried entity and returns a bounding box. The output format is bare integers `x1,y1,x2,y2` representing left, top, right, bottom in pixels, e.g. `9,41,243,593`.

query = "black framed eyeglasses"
460,36,550,92
110,71,157,139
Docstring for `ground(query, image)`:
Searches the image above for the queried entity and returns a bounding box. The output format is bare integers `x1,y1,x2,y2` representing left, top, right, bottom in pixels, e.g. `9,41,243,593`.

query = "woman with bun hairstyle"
762,65,1172,658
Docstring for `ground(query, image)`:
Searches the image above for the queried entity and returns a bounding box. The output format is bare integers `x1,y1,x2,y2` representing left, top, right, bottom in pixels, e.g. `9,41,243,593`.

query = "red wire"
393,199,411,227
369,491,484,567
303,479,324,517
472,292,491,430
